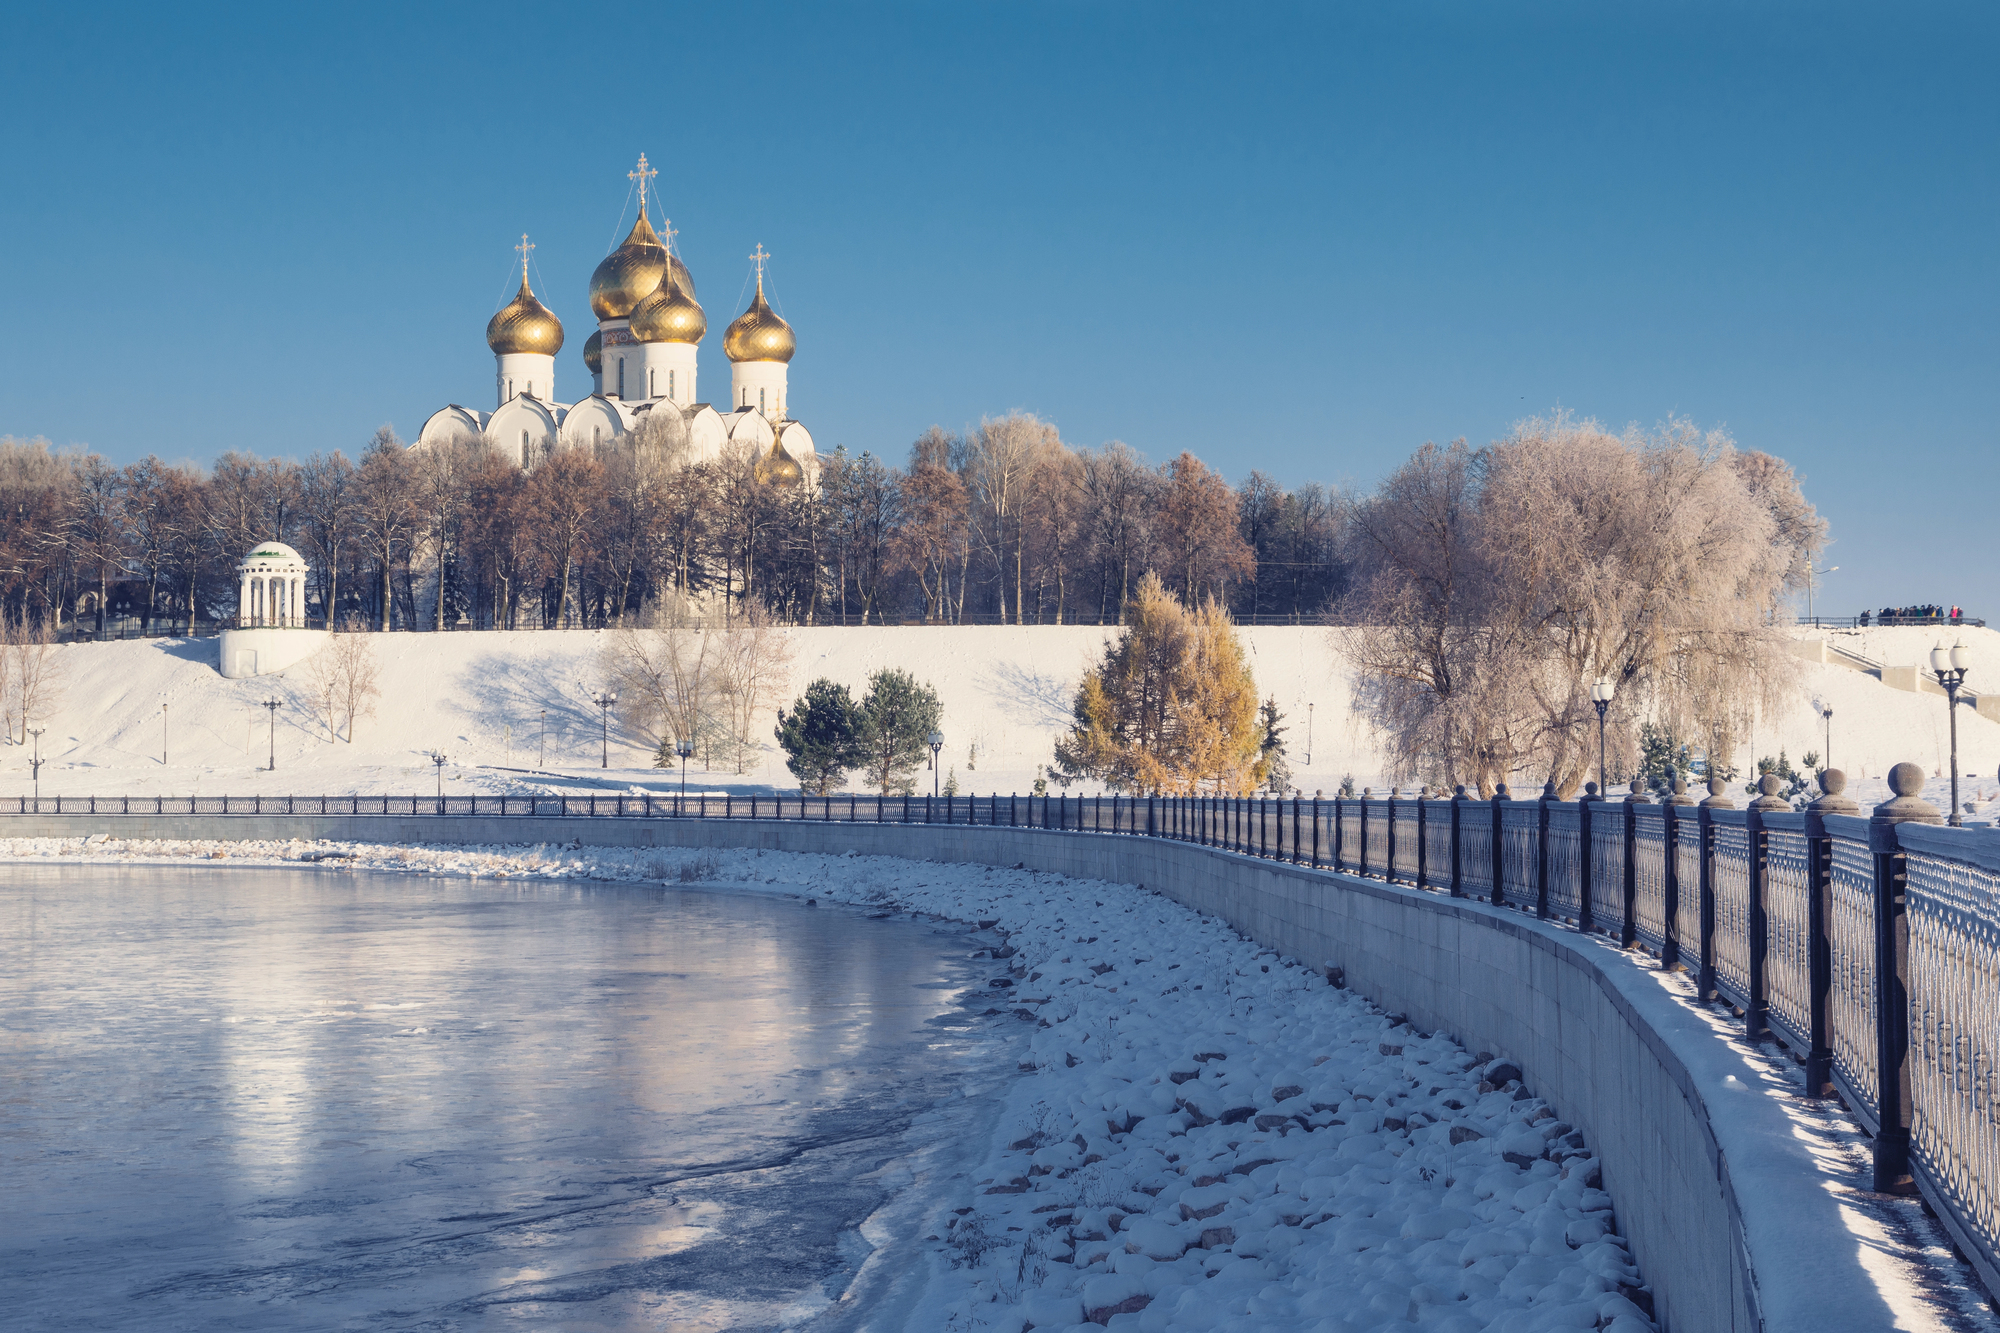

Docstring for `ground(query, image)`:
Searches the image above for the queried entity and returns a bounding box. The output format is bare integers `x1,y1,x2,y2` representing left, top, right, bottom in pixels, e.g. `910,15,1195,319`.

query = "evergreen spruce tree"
856,667,944,795
1258,696,1291,793
774,678,864,795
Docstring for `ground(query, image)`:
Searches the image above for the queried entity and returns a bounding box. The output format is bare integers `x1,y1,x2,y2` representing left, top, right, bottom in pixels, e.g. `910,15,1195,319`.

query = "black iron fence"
6,776,1996,1292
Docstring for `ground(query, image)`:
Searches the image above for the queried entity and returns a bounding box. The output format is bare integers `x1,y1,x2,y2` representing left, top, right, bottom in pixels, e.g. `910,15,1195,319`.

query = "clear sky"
2,2,1993,616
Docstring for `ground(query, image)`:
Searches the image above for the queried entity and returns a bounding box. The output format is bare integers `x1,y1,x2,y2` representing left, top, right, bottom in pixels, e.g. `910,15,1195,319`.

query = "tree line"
0,411,1345,634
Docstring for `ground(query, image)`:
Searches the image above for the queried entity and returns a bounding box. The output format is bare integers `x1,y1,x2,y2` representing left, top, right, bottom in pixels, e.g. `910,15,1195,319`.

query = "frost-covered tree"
1338,414,1822,795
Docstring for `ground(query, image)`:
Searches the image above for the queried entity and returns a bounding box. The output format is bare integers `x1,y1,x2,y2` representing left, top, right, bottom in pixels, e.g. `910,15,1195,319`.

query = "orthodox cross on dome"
628,153,658,217
515,233,534,283
661,218,678,256
750,243,770,283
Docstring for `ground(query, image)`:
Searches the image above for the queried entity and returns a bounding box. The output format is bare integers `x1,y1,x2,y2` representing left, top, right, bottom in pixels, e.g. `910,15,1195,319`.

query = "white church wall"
730,360,787,417
632,340,697,406
687,405,726,464
559,396,628,451
485,396,560,468
416,405,484,450
494,352,556,408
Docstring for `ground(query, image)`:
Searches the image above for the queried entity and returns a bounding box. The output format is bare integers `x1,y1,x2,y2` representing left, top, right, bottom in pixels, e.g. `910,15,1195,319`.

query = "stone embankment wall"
14,811,1878,1330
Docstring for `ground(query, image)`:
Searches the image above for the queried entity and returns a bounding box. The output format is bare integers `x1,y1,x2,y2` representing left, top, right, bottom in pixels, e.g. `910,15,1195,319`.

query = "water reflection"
0,866,1007,1331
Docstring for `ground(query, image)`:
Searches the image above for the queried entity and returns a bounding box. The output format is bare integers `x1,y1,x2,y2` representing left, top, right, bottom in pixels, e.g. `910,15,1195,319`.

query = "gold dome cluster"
486,275,565,356
724,276,796,364
583,330,603,374
630,268,706,344
589,212,697,321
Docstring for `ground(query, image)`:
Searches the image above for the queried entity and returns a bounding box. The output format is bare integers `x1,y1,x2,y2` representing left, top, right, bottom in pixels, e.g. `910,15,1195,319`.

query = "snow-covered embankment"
0,835,1658,1332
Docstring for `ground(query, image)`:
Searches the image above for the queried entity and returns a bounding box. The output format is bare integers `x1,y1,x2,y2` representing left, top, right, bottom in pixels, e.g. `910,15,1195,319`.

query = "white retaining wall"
7,811,1907,1331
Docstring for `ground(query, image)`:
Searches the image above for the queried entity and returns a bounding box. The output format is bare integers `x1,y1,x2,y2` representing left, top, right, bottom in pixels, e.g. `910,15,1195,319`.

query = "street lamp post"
539,709,547,768
262,698,281,771
928,729,944,798
1306,701,1314,767
675,738,694,811
162,703,168,766
1806,563,1839,625
430,751,448,806
1814,697,1833,771
1930,641,1973,826
27,725,45,811
1588,676,1616,796
594,692,618,769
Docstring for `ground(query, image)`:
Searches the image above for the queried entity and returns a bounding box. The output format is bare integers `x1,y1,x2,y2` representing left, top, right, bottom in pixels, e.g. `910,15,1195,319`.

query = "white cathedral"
416,155,816,486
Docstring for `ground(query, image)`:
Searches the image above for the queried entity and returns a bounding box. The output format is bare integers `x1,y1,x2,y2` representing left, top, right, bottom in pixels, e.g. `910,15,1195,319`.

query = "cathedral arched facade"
415,155,816,487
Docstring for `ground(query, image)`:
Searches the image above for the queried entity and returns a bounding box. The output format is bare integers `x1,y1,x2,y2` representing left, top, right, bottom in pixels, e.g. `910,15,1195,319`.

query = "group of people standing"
1860,604,1965,626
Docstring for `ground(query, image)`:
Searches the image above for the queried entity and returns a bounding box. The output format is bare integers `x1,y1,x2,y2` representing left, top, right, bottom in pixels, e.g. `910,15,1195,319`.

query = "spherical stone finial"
1708,775,1728,797
1454,784,1467,798
1808,768,1859,816
1874,761,1942,825
1672,776,1688,795
1760,773,1782,796
1496,783,1510,799
1585,781,1599,798
1541,781,1557,798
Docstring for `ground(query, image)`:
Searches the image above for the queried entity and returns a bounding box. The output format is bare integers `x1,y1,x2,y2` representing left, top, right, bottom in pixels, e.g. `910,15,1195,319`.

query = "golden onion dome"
724,276,796,363
589,213,696,320
630,268,707,344
583,329,602,374
486,275,564,356
755,437,805,487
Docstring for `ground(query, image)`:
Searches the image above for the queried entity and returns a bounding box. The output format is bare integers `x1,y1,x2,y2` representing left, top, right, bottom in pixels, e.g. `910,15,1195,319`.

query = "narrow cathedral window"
618,359,625,397
649,369,656,397
760,388,766,413
669,370,676,401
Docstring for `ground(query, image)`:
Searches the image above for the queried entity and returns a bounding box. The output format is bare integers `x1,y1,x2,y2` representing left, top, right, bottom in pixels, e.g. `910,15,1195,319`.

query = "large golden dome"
589,213,696,321
630,268,706,344
755,437,805,488
583,329,602,374
724,276,795,363
486,275,564,356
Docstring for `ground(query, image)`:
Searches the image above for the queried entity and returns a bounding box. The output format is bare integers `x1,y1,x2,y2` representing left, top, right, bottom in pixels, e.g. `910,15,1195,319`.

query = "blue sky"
2,2,1994,614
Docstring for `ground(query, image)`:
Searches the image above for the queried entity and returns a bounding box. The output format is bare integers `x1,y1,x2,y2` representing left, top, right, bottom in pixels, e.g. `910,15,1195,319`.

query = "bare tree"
967,412,1057,622
713,601,796,772
4,615,66,745
354,429,419,631
603,590,717,755
328,623,381,743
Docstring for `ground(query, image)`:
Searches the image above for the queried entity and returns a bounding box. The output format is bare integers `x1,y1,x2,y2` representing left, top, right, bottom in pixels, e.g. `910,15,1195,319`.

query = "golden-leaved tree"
1053,573,1263,793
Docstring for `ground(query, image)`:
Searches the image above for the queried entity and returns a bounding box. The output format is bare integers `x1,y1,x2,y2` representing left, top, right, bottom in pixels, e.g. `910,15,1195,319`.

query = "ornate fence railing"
7,769,1998,1295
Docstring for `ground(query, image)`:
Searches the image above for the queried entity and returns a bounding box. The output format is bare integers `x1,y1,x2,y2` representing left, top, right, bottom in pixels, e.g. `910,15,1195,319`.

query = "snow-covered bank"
19,622,2000,811
2,834,1660,1332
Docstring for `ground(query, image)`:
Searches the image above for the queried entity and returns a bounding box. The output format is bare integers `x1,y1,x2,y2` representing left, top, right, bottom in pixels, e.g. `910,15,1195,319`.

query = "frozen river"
0,865,1013,1331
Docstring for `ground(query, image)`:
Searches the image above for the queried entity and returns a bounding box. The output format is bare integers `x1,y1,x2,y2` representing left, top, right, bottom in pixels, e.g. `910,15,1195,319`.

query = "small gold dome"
724,276,796,363
486,275,564,356
589,213,696,321
630,268,706,344
583,329,602,374
755,437,805,487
